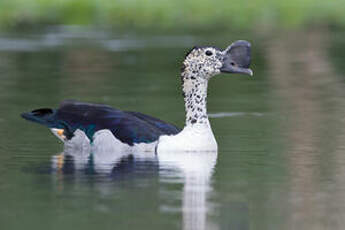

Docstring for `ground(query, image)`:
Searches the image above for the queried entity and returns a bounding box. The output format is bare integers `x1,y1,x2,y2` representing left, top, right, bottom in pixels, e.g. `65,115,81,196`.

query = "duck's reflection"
51,149,217,230
158,151,217,230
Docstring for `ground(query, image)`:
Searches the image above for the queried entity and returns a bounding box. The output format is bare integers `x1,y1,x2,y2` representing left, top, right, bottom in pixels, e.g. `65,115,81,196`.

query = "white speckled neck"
156,47,222,152
182,72,210,127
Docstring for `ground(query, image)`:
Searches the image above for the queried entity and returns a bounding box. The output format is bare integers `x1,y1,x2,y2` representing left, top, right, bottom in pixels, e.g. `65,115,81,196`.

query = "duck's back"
22,100,181,146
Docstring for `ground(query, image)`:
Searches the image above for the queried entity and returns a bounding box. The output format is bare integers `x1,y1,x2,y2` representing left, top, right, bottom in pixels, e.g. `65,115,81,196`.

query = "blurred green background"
0,0,344,30
1,1,345,230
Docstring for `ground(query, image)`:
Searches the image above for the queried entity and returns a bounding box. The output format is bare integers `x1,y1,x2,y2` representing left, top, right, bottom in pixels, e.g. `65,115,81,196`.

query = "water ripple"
0,26,197,52
208,112,264,118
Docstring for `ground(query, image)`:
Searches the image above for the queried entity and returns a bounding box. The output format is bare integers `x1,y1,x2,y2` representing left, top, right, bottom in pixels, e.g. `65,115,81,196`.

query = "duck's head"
181,40,253,80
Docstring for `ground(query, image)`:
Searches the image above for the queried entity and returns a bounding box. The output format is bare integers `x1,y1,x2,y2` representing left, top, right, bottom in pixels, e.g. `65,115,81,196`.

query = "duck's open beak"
220,40,253,76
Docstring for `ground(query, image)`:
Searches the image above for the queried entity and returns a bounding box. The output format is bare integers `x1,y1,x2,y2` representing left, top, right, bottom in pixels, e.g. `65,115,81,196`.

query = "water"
0,26,345,230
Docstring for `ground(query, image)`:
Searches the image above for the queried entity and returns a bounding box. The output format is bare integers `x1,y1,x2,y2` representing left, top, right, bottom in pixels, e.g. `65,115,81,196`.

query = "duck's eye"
205,50,213,56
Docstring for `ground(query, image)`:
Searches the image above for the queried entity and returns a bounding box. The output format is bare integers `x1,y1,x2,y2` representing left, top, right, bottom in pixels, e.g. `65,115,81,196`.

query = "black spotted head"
182,41,253,80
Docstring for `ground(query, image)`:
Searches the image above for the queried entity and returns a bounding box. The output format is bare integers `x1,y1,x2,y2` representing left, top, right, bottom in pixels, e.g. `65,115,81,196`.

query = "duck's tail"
21,108,56,127
21,108,70,142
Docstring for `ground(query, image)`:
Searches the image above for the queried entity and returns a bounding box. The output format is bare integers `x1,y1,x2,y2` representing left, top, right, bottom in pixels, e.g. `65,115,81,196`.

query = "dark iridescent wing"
22,100,181,145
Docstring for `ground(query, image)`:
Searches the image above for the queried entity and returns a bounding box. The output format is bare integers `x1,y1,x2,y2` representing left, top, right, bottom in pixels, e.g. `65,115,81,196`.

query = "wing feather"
55,100,180,145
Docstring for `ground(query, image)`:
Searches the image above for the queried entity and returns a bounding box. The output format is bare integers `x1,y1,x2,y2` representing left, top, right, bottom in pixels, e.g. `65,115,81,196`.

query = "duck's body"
22,100,180,145
22,41,252,153
158,124,217,152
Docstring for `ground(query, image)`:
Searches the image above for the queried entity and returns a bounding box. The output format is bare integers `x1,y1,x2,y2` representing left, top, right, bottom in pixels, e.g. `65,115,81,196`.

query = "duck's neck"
182,73,210,128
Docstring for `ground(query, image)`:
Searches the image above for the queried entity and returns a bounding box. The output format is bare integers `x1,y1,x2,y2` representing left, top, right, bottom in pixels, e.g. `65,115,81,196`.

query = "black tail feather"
21,108,56,127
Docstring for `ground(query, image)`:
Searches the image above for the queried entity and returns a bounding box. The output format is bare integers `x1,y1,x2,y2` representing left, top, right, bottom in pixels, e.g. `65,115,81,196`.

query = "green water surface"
0,27,345,230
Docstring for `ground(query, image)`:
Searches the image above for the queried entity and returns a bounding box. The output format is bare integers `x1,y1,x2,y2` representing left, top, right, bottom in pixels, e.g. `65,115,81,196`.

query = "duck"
21,40,252,153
